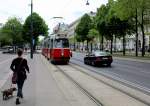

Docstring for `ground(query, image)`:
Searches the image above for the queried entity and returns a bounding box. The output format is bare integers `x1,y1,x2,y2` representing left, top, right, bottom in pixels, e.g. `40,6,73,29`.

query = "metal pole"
135,8,138,57
30,0,33,59
74,34,76,51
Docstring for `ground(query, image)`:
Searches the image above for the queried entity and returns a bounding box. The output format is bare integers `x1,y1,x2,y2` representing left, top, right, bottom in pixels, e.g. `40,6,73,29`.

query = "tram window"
62,39,69,48
55,39,62,48
50,39,53,48
55,39,69,48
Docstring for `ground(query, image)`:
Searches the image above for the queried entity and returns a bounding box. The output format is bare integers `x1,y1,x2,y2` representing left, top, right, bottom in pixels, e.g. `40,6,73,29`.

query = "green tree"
75,13,92,51
138,0,150,56
103,0,116,54
114,0,139,56
95,0,134,55
0,17,23,47
0,31,13,46
107,15,133,55
23,12,48,50
96,4,110,50
87,28,99,52
114,0,150,56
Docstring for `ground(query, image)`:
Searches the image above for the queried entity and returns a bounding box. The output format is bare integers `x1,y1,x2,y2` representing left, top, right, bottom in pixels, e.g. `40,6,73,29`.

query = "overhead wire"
59,0,73,17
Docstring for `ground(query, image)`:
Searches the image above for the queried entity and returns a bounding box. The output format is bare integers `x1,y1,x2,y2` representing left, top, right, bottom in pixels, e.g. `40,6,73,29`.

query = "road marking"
99,70,150,94
113,62,150,75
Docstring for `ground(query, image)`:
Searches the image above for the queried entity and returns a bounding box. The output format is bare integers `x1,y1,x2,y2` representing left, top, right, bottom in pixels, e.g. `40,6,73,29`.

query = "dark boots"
16,98,20,105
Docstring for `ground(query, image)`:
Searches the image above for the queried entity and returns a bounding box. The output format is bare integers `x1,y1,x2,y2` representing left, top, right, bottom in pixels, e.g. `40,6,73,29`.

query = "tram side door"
50,39,54,60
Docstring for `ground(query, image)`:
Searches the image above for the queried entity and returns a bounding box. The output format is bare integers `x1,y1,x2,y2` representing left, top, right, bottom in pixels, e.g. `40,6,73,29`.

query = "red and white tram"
42,34,72,64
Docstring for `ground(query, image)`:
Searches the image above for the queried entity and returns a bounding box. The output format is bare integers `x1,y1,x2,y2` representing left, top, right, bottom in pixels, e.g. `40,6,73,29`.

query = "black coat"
10,57,29,80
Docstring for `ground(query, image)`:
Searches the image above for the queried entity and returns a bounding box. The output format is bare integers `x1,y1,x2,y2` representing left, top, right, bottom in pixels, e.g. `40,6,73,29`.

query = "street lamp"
30,0,33,59
86,0,89,5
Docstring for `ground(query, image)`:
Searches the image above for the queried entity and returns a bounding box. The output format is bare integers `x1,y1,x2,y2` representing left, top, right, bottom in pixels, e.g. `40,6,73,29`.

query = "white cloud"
0,0,108,30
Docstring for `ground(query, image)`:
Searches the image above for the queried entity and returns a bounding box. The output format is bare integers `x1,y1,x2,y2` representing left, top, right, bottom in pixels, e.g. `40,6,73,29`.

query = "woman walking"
10,49,30,105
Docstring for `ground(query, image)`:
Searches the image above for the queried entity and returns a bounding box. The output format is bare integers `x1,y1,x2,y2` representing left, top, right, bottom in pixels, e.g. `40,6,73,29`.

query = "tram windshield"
55,39,69,48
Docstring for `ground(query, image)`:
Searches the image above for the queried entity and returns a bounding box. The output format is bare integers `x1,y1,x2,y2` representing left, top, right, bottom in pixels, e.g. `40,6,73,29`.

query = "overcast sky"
0,0,107,31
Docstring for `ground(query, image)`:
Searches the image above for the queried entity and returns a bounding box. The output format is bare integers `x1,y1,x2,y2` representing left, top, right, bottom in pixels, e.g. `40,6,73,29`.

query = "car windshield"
94,51,111,56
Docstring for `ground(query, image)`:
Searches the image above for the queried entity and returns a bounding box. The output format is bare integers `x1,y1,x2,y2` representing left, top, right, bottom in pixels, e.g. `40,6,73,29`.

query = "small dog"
1,87,17,100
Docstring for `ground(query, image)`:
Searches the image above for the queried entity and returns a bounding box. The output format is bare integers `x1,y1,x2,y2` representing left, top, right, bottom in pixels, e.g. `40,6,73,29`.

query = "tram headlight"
61,52,64,56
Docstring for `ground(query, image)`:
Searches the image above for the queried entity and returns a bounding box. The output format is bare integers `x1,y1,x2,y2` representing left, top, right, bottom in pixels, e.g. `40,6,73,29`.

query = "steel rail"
55,65,103,106
69,62,150,106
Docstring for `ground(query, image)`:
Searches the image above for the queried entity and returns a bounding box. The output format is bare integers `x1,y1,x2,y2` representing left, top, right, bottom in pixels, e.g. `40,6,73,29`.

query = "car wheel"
84,60,87,64
86,60,89,65
65,61,69,65
107,63,111,67
91,61,95,66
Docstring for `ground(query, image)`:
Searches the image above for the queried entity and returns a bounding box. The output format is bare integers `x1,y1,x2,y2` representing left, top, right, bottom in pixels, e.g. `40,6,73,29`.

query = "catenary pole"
30,0,33,59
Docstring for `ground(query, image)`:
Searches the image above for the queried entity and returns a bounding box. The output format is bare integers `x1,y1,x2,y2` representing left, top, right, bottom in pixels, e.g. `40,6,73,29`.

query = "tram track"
54,63,150,106
41,54,150,106
68,63,150,106
55,65,103,106
41,55,103,106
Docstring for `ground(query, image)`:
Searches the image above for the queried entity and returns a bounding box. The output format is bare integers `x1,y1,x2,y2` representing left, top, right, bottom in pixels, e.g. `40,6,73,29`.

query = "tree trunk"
141,9,145,57
33,44,36,52
135,8,138,57
87,40,89,52
74,37,76,51
149,36,150,51
111,37,113,54
123,35,126,56
78,42,80,50
90,42,93,52
101,34,104,50
114,35,116,52
82,41,84,52
99,35,101,50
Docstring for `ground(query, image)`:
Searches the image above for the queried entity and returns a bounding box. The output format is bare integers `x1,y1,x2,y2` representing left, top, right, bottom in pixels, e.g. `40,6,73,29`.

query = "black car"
84,50,113,66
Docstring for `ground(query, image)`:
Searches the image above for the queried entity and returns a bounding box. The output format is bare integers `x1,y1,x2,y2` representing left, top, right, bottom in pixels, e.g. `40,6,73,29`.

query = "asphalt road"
0,52,16,81
70,52,150,92
1,51,150,93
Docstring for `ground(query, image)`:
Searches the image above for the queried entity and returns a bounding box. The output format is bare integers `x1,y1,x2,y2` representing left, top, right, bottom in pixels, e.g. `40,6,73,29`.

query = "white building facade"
67,12,150,52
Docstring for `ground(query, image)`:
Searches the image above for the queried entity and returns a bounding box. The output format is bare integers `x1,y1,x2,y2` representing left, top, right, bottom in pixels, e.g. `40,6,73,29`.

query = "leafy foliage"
23,12,48,44
75,14,92,42
114,0,150,56
0,17,23,46
87,28,99,42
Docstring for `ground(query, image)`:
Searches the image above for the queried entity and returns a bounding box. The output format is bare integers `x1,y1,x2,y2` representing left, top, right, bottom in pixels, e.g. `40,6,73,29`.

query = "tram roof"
50,34,67,39
43,33,68,42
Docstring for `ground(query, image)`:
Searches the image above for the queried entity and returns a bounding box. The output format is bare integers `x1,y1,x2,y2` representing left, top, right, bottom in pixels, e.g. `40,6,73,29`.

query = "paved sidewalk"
0,54,70,106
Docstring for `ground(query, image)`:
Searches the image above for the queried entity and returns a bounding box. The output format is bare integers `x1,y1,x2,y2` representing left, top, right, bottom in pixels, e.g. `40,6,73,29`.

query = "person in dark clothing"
10,49,29,105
